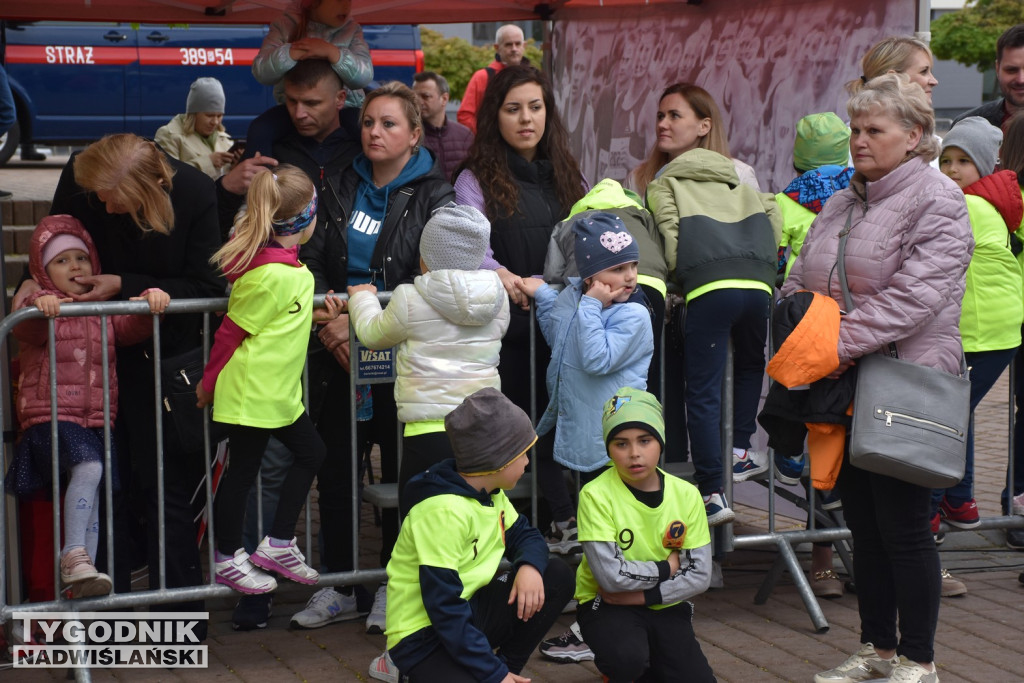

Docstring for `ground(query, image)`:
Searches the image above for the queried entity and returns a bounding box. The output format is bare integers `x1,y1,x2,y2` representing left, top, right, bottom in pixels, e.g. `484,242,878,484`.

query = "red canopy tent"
0,0,675,25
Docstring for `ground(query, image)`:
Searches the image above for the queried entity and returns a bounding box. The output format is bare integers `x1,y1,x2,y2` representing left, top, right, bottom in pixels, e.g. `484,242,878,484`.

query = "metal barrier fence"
2,293,1022,654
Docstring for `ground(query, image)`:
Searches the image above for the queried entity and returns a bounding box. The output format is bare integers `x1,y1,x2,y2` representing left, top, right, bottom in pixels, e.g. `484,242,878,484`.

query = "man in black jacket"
216,58,365,631
953,24,1024,131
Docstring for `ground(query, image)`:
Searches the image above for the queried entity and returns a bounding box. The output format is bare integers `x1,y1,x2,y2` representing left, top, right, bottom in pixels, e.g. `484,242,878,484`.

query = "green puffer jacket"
544,178,669,298
647,149,781,300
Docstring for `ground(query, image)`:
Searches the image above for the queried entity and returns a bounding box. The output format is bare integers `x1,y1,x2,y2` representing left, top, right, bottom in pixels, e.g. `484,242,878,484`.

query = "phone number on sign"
179,48,234,65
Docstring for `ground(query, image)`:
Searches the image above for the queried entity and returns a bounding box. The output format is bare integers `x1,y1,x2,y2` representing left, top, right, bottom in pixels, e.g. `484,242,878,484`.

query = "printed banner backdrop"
550,0,915,193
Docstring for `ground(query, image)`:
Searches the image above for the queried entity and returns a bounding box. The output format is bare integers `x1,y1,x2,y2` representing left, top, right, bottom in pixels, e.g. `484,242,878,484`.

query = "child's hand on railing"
35,294,72,318
347,283,377,298
516,277,545,300
313,290,343,323
130,288,170,314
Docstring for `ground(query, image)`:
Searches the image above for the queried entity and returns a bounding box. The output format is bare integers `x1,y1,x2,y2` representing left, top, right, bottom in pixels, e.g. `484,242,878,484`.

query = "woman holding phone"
156,77,241,179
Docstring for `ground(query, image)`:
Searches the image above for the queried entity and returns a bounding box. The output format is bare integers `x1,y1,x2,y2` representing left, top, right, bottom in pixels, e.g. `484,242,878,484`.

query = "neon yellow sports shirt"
213,262,313,428
575,468,711,609
385,490,520,649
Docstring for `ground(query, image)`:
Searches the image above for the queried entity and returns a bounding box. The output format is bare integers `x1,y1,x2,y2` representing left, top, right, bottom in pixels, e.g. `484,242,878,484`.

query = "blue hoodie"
346,148,435,285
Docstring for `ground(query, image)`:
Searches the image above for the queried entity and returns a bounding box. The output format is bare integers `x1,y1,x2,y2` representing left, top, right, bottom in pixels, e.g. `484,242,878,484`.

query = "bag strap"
836,201,967,370
836,204,900,359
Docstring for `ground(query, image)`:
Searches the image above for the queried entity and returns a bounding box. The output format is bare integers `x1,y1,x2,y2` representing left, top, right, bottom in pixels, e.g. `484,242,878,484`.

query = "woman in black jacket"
291,81,454,632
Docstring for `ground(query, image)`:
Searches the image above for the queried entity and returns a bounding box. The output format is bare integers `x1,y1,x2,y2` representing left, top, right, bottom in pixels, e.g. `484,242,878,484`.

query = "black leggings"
215,413,325,556
577,598,715,683
404,557,575,682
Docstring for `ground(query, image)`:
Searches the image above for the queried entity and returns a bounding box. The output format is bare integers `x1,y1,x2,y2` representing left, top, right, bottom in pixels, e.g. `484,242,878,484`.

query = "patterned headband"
272,189,318,235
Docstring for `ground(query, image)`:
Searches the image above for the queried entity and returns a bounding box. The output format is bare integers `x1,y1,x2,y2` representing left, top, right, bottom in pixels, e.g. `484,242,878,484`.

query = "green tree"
932,0,1024,71
419,27,544,101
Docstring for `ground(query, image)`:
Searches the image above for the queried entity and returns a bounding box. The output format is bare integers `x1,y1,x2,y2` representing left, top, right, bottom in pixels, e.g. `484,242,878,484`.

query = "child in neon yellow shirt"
197,165,341,594
575,387,715,682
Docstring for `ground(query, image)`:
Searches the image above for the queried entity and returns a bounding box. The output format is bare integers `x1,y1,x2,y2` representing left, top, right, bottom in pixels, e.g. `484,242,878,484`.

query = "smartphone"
228,139,246,154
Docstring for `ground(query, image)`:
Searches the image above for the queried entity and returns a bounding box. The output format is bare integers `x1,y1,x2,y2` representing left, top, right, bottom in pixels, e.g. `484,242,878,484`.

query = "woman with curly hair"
454,64,587,553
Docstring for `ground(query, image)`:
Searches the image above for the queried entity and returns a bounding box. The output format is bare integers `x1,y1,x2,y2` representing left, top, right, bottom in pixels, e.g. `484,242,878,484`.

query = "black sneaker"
539,621,593,662
1006,527,1024,550
232,594,272,631
544,519,581,555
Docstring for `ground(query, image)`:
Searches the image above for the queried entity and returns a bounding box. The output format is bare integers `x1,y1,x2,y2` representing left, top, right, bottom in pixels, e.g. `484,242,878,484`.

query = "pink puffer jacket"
782,158,973,375
14,215,154,429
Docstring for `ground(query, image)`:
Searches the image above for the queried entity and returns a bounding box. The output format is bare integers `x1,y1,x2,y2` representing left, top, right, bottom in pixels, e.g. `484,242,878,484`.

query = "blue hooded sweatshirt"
346,147,435,285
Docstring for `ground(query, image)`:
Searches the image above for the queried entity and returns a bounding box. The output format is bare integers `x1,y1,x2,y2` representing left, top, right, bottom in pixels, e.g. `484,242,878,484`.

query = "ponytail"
212,165,315,275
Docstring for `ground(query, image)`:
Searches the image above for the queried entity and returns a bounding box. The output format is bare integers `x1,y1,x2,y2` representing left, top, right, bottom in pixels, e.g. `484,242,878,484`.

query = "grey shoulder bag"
837,207,969,488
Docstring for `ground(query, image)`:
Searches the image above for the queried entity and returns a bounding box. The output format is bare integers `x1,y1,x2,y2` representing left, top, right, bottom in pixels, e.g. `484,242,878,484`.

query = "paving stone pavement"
2,158,1024,682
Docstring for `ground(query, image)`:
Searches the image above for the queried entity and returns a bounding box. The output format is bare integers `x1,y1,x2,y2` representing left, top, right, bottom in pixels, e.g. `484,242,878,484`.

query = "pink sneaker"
251,537,319,585
215,549,278,594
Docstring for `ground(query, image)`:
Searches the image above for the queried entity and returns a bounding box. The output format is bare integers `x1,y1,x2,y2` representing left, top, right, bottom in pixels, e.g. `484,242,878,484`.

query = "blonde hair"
848,72,939,163
181,113,226,136
632,83,730,197
74,134,175,235
846,36,933,96
212,165,314,275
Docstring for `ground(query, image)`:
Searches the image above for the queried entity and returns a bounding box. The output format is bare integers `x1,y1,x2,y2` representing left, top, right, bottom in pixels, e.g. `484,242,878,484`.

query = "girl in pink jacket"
6,215,169,598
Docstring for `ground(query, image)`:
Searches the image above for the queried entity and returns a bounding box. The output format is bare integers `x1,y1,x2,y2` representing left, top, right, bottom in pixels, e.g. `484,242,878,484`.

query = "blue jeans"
683,288,769,496
932,347,1016,510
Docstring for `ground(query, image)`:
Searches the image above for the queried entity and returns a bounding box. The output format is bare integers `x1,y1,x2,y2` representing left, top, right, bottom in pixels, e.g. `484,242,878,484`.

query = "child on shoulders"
248,0,373,155
576,387,715,682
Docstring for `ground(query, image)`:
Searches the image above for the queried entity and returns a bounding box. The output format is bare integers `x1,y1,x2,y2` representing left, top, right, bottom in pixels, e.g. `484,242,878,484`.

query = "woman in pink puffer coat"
783,74,972,683
6,214,168,598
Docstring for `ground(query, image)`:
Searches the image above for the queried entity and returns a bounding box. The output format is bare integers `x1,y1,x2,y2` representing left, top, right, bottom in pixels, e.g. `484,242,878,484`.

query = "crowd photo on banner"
5,0,1024,681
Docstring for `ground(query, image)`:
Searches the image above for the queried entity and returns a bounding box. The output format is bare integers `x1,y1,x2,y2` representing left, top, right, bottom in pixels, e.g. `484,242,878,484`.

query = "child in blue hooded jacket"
518,212,654,552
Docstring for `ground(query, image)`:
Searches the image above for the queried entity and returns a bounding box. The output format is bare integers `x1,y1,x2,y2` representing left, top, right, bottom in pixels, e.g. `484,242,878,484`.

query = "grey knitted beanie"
186,77,226,114
420,204,491,271
942,116,1002,178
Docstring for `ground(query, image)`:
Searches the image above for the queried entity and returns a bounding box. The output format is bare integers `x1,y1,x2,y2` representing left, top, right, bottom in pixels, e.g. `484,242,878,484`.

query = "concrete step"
1,198,52,230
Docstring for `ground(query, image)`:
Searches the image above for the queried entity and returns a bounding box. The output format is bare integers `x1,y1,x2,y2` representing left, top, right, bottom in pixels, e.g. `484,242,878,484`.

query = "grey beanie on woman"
186,77,226,114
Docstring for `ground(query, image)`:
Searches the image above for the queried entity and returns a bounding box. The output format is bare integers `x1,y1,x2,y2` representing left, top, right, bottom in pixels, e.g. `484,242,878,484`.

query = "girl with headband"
197,164,342,594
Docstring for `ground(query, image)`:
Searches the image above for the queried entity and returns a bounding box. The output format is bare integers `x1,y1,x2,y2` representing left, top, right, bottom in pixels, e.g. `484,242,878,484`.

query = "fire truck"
0,21,424,165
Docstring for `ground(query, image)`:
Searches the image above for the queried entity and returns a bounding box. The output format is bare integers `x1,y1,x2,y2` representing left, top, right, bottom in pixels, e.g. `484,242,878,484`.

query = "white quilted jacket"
347,269,510,424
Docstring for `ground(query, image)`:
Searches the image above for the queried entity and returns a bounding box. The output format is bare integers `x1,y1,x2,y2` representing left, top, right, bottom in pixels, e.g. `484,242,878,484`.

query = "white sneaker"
368,650,400,683
889,657,939,682
290,587,365,629
702,492,736,526
366,582,387,634
1012,491,1024,515
732,449,769,482
215,549,278,595
814,643,899,683
251,536,319,585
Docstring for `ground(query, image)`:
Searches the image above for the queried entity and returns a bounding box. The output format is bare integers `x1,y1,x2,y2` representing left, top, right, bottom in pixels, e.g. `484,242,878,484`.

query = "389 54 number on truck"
0,21,423,165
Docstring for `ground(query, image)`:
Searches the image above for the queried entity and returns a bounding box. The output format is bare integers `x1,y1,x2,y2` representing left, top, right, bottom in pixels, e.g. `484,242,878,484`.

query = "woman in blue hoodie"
295,80,455,632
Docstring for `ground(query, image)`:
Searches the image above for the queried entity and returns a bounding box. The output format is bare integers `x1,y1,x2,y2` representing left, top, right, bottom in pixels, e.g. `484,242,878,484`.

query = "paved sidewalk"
2,160,1024,682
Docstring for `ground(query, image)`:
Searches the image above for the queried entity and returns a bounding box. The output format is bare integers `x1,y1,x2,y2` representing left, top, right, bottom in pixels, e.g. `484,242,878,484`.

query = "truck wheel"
0,120,20,167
